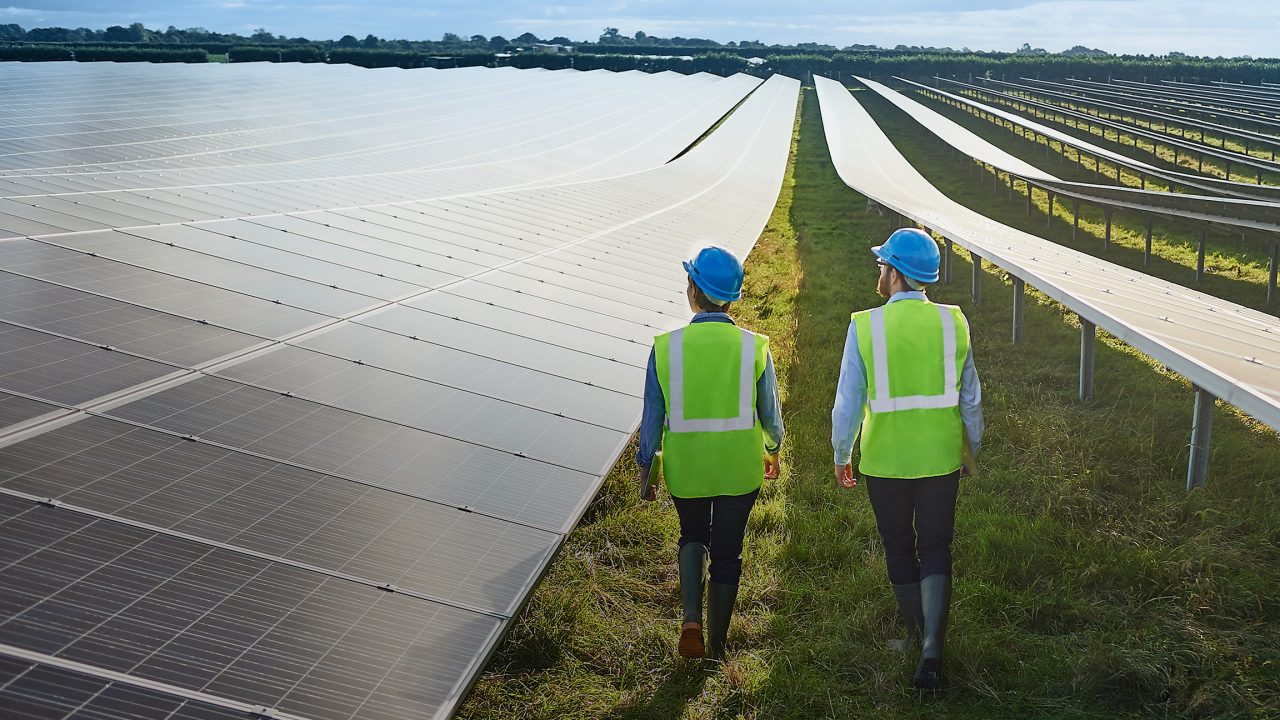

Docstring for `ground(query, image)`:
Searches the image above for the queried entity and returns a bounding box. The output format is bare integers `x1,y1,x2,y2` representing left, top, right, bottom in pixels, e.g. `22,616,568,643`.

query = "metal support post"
1026,181,1033,215
1186,387,1215,491
1104,209,1112,252
1079,319,1095,401
1012,278,1025,343
1144,217,1153,267
1046,191,1055,228
1196,228,1206,282
1140,172,1146,189
944,238,954,284
1268,239,1278,305
1072,200,1079,240
971,254,982,304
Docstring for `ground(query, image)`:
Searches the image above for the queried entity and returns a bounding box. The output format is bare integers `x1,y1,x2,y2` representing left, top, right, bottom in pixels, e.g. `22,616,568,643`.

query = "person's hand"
835,462,857,488
763,452,781,480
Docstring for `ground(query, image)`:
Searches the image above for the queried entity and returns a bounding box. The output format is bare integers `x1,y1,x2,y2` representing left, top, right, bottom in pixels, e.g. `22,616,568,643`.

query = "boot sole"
913,658,942,690
678,628,705,659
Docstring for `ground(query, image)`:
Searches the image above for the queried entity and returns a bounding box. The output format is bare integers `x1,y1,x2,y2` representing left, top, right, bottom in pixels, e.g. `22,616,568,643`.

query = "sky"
3,0,1278,57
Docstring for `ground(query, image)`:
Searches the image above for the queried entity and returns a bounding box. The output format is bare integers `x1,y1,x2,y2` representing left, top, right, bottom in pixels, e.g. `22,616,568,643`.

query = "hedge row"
327,48,495,68
0,45,208,62
228,45,325,63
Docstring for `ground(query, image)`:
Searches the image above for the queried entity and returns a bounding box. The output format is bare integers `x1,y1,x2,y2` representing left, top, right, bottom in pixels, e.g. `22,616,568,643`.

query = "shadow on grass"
614,666,710,720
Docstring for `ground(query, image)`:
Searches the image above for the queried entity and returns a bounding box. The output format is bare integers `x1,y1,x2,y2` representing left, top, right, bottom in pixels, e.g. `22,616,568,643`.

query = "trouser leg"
865,476,920,585
913,472,959,689
706,489,759,586
705,489,758,660
913,473,959,579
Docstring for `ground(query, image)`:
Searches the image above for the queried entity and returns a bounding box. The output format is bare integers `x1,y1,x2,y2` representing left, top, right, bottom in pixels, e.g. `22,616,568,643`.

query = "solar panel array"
858,77,1280,234
0,62,799,720
815,76,1280,435
915,77,1280,203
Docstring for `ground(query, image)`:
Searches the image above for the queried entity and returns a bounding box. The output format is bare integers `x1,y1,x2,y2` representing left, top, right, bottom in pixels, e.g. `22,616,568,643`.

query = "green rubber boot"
677,543,708,658
888,582,923,653
913,574,952,690
705,581,739,662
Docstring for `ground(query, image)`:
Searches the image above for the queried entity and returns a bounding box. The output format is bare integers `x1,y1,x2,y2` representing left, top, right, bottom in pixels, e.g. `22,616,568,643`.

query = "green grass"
456,89,1280,720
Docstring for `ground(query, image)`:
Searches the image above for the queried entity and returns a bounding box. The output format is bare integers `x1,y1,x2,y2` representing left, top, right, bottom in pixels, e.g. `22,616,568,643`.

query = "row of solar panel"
0,65,800,720
815,77,1280,435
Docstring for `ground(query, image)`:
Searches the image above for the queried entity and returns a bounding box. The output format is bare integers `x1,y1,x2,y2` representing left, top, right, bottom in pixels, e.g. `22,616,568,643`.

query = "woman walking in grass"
831,228,983,689
637,245,784,661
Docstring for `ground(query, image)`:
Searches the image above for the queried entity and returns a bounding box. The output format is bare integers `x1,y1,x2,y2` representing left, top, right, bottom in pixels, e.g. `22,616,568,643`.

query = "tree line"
1,22,1276,82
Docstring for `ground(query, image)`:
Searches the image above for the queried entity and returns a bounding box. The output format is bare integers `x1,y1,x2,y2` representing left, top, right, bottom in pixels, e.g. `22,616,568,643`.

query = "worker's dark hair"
687,276,730,313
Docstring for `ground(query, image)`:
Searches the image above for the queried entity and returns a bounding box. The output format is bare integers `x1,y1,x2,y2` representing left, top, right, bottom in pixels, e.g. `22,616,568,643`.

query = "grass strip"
458,88,1280,720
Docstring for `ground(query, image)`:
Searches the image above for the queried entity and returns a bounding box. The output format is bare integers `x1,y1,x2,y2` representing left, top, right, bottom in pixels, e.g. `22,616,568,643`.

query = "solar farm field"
0,62,1277,720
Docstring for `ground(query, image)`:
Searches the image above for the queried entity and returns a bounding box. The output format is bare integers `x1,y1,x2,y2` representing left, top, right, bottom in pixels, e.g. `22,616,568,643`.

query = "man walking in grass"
831,228,983,689
637,245,784,661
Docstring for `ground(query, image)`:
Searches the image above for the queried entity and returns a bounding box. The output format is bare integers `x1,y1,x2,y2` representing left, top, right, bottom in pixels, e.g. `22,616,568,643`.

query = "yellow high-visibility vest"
852,299,969,478
654,322,769,498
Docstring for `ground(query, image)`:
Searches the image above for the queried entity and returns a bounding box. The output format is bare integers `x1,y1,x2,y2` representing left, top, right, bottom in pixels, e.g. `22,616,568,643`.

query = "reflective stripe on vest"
667,326,756,432
868,304,959,413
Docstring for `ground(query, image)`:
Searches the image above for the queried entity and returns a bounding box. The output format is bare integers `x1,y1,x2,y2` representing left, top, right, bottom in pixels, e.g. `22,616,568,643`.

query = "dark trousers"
865,471,959,585
672,489,759,586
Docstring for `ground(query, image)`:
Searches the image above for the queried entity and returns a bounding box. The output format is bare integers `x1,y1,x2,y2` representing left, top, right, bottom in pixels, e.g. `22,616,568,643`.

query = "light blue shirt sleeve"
959,320,984,455
831,321,867,466
635,346,665,469
757,352,784,454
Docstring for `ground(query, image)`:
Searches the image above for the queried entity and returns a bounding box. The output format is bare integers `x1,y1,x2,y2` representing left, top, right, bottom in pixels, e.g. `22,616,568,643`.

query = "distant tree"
1015,42,1047,55
103,25,132,42
28,27,72,42
634,30,653,45
513,32,541,44
550,36,572,45
250,27,275,43
600,26,620,43
337,34,358,47
470,34,487,45
488,35,508,51
361,34,379,48
441,32,462,44
0,23,24,40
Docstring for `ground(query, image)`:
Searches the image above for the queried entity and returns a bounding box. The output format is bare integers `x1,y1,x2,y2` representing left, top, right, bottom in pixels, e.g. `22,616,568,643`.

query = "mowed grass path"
457,89,1280,720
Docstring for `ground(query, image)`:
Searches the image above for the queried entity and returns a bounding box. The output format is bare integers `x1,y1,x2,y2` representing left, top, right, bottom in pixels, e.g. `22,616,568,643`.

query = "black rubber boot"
705,581,739,662
888,582,923,653
913,574,952,690
677,543,708,658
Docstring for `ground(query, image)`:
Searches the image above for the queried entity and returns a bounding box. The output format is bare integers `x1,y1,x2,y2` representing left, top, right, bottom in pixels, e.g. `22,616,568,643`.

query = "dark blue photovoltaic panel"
0,416,556,615
0,495,500,720
0,656,251,720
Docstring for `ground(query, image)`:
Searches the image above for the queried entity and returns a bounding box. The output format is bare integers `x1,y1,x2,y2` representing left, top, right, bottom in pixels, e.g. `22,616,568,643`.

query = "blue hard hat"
683,246,744,303
872,228,940,284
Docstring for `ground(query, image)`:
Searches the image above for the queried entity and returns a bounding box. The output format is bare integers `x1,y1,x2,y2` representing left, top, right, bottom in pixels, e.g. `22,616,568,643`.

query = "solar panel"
0,63,799,718
0,656,251,720
861,77,1280,234
0,323,180,406
814,76,1280,435
0,416,555,615
0,271,264,366
0,495,500,720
